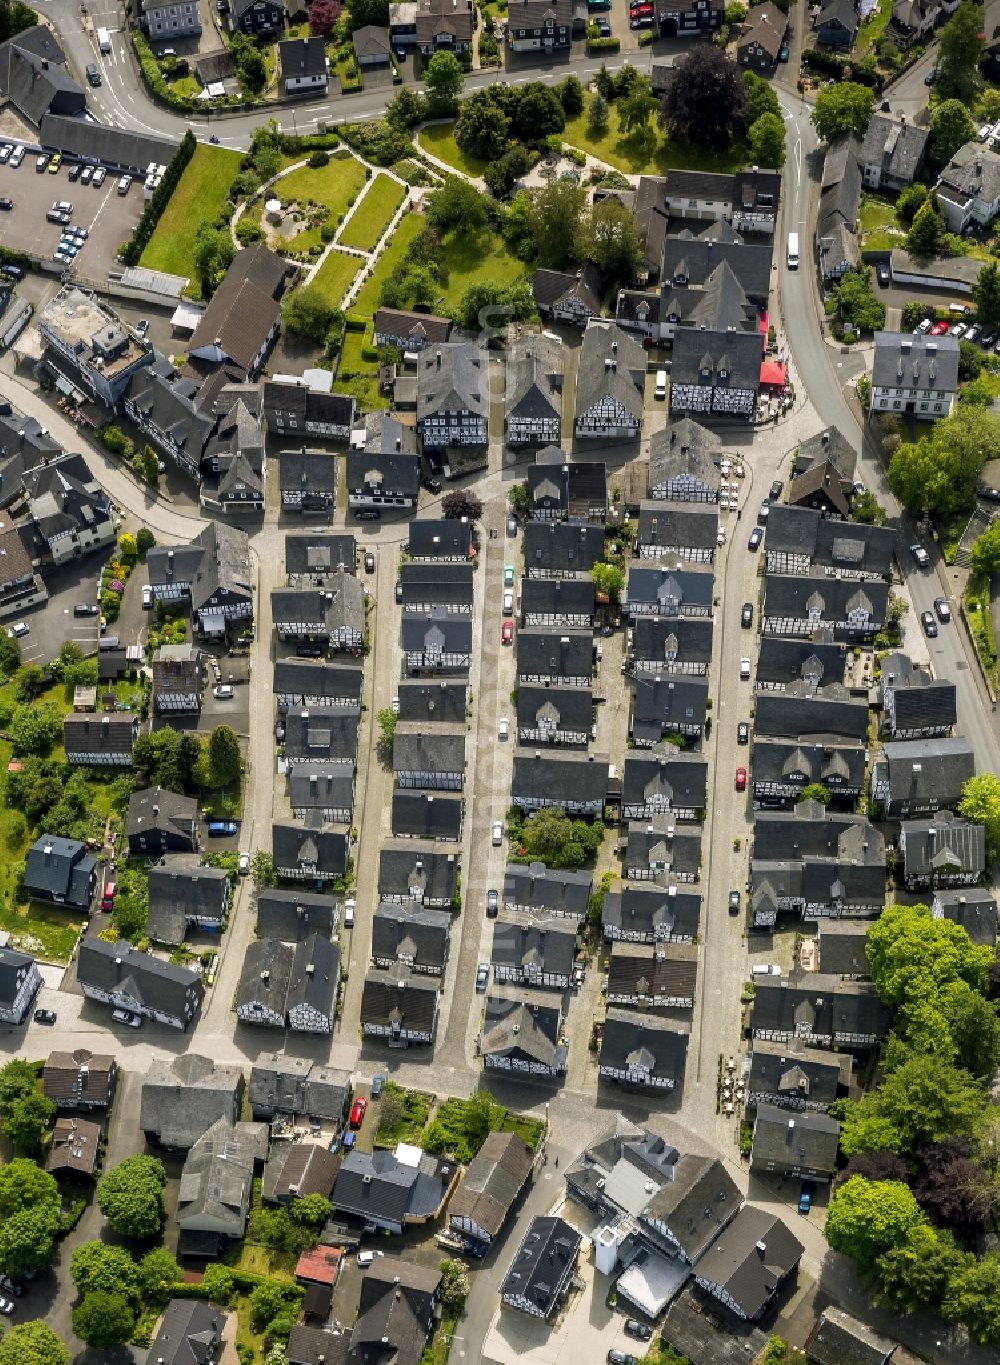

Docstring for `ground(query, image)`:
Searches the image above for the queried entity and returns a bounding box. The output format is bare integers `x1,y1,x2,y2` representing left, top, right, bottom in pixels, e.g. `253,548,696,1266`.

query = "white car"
141,584,153,609
343,897,356,928
213,684,234,700
92,166,106,186
136,319,149,338
238,852,250,875
491,820,503,846
498,717,509,740
390,696,399,714
111,1008,142,1028
716,526,727,546
357,1250,383,1267
910,543,930,568
739,658,751,680
6,621,28,638
750,964,782,977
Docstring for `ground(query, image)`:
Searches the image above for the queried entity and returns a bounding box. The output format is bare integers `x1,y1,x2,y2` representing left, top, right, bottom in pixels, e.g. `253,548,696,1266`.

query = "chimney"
261,970,269,982
755,1240,767,1256
152,804,159,817
436,350,442,368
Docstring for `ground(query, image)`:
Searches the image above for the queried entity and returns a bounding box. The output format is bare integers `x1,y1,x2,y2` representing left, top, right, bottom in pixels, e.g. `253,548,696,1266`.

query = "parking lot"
12,557,104,666
0,145,145,278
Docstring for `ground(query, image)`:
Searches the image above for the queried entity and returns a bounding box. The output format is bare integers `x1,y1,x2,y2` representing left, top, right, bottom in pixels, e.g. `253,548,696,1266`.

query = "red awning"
759,360,787,388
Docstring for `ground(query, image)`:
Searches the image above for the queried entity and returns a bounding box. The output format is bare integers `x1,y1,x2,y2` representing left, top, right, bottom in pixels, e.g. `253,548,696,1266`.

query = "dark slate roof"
347,445,420,499
902,809,986,881
523,521,605,573
818,135,862,240
818,0,858,34
407,518,473,559
333,1146,451,1228
512,748,609,806
669,327,763,393
752,803,882,863
288,762,355,816
625,819,702,880
638,502,719,551
272,823,349,877
416,342,486,422
795,427,856,485
0,25,85,126
755,637,848,688
762,574,889,625
640,1153,740,1262
872,331,960,394
391,788,464,841
752,1104,840,1174
765,505,897,577
396,680,467,724
648,421,721,494
503,862,592,918
79,938,203,1025
526,449,607,516
816,921,872,977
621,747,708,811
273,661,363,703
24,835,95,907
491,915,577,979
374,307,451,345
0,946,36,1013
625,565,715,614
482,991,565,1070
256,889,339,941
355,1256,440,1360
400,562,474,610
873,737,975,806
751,737,867,791
500,1216,581,1317
147,862,229,946
532,263,602,314
285,534,357,580
371,901,451,971
377,841,459,903
287,1326,352,1365
401,610,473,657
599,1010,689,1086
517,627,593,681
360,973,439,1035
283,707,361,765
125,358,213,472
574,320,645,424
42,1048,116,1108
603,884,701,940
506,333,563,423
736,0,786,58
249,1052,350,1121
279,35,327,77
140,1054,242,1150
933,889,998,947
631,615,714,667
449,1130,534,1238
632,675,709,738
278,450,339,496
662,236,773,304
236,939,293,1018
747,1040,850,1108
750,974,892,1040
393,724,466,777
519,577,596,620
857,114,928,185
752,682,869,741
805,1305,898,1365
880,652,957,733
695,1205,802,1319
663,259,758,334
607,943,698,1004
516,684,594,737
286,933,340,1021
148,1300,224,1365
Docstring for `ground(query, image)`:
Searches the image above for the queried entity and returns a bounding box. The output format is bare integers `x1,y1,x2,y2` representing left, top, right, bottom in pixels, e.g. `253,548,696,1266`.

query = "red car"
349,1097,368,1129
929,321,950,336
735,766,747,792
501,619,514,645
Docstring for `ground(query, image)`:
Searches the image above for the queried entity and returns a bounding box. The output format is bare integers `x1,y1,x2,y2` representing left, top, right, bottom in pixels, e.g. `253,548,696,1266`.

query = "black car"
748,526,763,551
422,475,442,493
296,642,325,658
729,890,741,914
33,1008,56,1024
595,15,611,32
364,551,376,574
395,581,403,603
68,163,81,181
486,890,499,917
737,722,749,744
624,1321,652,1342
741,602,753,628
0,198,11,211
354,508,381,522
73,602,99,617
921,610,938,638
769,479,784,500
877,264,890,286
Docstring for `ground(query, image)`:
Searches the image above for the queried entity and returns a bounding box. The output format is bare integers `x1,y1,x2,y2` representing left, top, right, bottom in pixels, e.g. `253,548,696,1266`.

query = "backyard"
417,123,488,178
858,193,904,252
339,174,408,252
309,249,363,309
271,151,369,259
854,0,893,56
562,97,750,176
140,143,243,289
435,224,532,313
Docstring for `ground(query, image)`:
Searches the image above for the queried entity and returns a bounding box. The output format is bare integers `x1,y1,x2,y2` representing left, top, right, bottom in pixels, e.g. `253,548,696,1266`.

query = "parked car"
238,852,250,875
739,657,751,680
925,66,937,84
737,722,749,744
0,1297,14,1315
921,610,938,638
476,962,489,993
349,1097,367,1128
966,324,981,343
207,820,237,837
421,475,441,493
501,619,514,645
141,584,153,609
213,684,234,699
981,329,998,348
67,162,81,182
357,1249,382,1267
877,263,890,286
364,551,376,574
371,1074,384,1099
33,1008,56,1024
491,821,503,846
6,621,28,638
929,320,950,336
748,526,764,551
729,890,741,915
498,717,509,740
950,322,967,338
608,1353,638,1365
48,153,62,173
73,602,99,616
343,897,356,928
486,889,499,916
934,596,951,622
624,1321,652,1342
741,602,753,628
93,167,106,187
916,317,933,334
799,1181,814,1215
111,1008,141,1028
503,564,515,588
769,479,784,500
735,766,747,792
910,543,930,568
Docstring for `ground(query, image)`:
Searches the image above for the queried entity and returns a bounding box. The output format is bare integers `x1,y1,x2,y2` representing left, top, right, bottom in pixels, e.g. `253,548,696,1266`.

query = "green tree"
748,112,786,168
937,0,986,104
521,808,601,868
2,1091,55,1155
230,32,267,95
618,79,656,137
253,850,278,887
958,771,1000,858
72,1291,136,1349
824,1176,926,1274
888,436,962,519
347,0,389,25
0,1321,70,1365
9,704,62,757
811,82,874,140
71,1242,142,1306
485,144,532,199
798,782,831,806
591,562,625,604
906,196,946,256
852,489,887,525
250,1279,287,1329
140,1245,182,1298
514,83,566,140
587,92,610,137
583,197,644,283
866,902,994,1008
439,1257,470,1310
529,178,587,269
942,1252,1000,1345
895,182,929,226
207,724,242,789
832,268,886,332
193,224,234,294
282,287,340,341
424,50,464,115
559,74,584,115
658,45,750,149
385,86,424,128
0,1204,60,1275
0,1059,40,1115
454,89,510,161
973,261,1000,328
929,99,976,170
118,532,138,564
874,1222,966,1313
743,69,780,123
97,1155,166,1239
0,632,19,680
859,1051,988,1154
838,1108,905,1157
0,1158,58,1219
425,176,488,234
289,1193,332,1226
136,527,155,557
441,490,483,520
376,708,397,760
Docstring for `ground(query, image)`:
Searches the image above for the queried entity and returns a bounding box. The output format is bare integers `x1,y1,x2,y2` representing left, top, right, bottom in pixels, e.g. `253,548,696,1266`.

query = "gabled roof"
449,1130,534,1237
751,1104,840,1174
816,921,872,976
236,939,293,1017
250,1052,350,1121
603,883,702,940
901,809,986,881
283,707,360,765
532,262,602,314
80,938,203,1029
491,915,577,979
695,1205,803,1318
641,1152,740,1261
273,660,363,703
932,889,998,947
736,0,786,58
516,626,593,680
512,748,609,806
416,342,487,421
755,636,848,688
177,1117,265,1239
857,113,927,182
747,1040,850,1108
401,610,474,658
286,933,339,1021
500,1216,581,1318
669,327,763,393
818,0,858,35
648,421,722,493
515,683,594,736
752,680,869,742
873,737,975,805
482,991,565,1069
765,504,896,577
632,674,709,737
625,818,702,880
256,889,340,941
762,573,889,624
347,444,420,498
750,973,893,1041
575,320,645,422
638,501,719,551
378,840,459,902
805,1305,897,1365
520,577,596,620
599,1009,689,1086
523,520,605,573
399,561,474,610
360,972,439,1034
506,332,563,423
374,307,452,345
0,25,85,126
285,533,357,579
662,237,772,304
189,251,286,375
140,1054,243,1150
503,861,592,917
46,1114,101,1177
272,822,349,877
607,943,698,1003
371,900,451,970
288,761,355,814
625,566,715,614
24,834,95,907
393,723,466,775
872,331,960,394
147,862,229,945
880,651,958,733
391,788,464,841
148,1300,226,1365
278,449,339,495
42,1049,117,1108
935,143,1000,215
621,746,708,811
751,736,867,790
279,35,327,78
407,517,473,559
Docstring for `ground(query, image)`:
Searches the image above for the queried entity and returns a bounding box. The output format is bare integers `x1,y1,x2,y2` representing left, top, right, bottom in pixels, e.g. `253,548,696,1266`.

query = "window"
893,400,902,409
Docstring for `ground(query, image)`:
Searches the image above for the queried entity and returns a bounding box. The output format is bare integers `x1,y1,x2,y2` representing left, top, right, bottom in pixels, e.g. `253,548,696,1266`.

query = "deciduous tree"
529,178,587,269
514,83,565,140
309,0,341,35
455,89,510,161
0,1060,39,1116
207,724,242,789
282,287,341,341
942,1251,1000,1345
895,182,929,226
659,46,750,149
959,772,1000,858
874,1222,966,1313
914,1136,996,1233
973,261,1000,328
425,176,488,234
824,1176,926,1273
424,50,464,116
743,69,779,123
441,490,483,521
811,81,875,140
936,0,986,104
748,112,786,168
0,1321,70,1365
2,1091,55,1155
71,1242,142,1306
591,562,625,604
97,1155,166,1239
0,1204,59,1275
866,902,993,1007
0,1159,58,1219
929,99,976,170
72,1291,136,1350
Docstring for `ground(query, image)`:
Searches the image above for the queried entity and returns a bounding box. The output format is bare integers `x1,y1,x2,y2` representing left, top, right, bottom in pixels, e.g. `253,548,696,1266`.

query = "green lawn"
276,152,368,223
310,249,362,308
965,573,997,687
351,211,426,319
855,0,893,56
140,144,243,290
859,193,905,252
334,328,388,412
436,226,531,312
339,174,407,252
561,97,750,175
374,1083,433,1146
421,1096,545,1163
417,123,488,178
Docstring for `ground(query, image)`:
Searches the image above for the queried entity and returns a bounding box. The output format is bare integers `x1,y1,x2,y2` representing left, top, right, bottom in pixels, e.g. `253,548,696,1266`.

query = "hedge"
801,47,882,88
586,36,621,52
132,31,197,113
119,129,197,267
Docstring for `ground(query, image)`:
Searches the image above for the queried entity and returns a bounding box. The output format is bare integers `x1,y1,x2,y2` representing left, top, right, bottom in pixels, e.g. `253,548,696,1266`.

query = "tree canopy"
71,1241,142,1306
518,808,603,867
659,46,750,149
905,196,946,256
72,1291,137,1349
973,261,1000,328
97,1155,166,1239
928,100,976,171
423,50,464,115
748,112,786,168
811,82,874,140
840,1050,988,1157
825,1176,926,1274
2,1090,55,1155
282,287,341,341
959,772,1000,860
0,1159,58,1220
0,1321,69,1365
528,179,587,270
937,1,986,104
866,903,993,1008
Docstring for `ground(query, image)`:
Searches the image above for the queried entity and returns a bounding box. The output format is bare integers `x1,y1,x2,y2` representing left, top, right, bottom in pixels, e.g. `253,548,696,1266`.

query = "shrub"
119,128,196,266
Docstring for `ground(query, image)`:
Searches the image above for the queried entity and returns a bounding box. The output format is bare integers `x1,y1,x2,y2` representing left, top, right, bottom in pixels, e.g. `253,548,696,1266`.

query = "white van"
654,369,667,400
786,232,799,269
97,26,112,52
